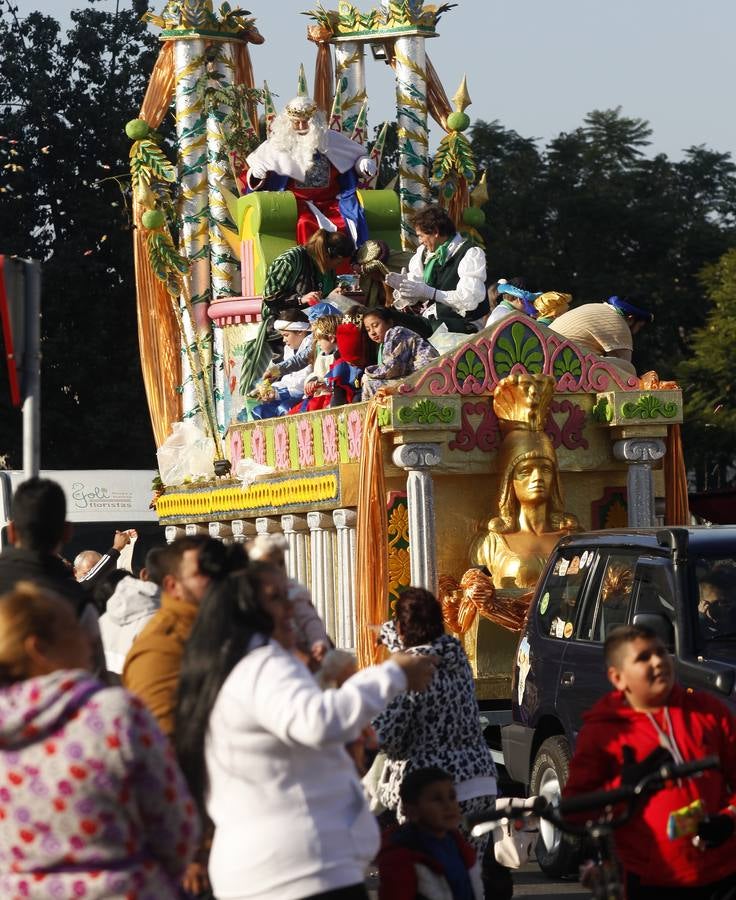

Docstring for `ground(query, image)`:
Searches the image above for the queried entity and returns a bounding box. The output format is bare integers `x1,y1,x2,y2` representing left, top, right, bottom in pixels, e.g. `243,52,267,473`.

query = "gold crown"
493,374,555,433
341,307,365,326
285,100,318,120
311,314,341,339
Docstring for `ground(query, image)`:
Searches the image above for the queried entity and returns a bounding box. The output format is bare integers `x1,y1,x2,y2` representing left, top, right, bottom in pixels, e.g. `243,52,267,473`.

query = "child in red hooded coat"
564,624,736,900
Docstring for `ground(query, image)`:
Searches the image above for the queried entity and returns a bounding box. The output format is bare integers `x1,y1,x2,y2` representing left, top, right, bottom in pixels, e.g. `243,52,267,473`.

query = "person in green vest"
385,206,488,335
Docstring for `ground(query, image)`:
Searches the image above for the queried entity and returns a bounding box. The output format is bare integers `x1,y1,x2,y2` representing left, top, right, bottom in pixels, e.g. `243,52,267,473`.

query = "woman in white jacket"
175,562,436,900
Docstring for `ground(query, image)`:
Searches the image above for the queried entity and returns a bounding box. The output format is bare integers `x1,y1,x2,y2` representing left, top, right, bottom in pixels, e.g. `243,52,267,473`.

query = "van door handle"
560,671,575,688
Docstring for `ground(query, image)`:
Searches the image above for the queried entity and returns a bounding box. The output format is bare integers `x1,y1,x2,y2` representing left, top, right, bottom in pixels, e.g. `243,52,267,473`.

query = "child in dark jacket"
377,767,483,900
564,624,736,900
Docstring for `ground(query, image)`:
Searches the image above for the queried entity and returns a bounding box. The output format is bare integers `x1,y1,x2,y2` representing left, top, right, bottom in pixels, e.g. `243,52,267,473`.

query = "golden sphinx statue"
442,373,578,636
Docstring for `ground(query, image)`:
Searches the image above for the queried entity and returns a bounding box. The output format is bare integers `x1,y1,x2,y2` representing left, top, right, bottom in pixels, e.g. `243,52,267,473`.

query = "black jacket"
0,546,87,615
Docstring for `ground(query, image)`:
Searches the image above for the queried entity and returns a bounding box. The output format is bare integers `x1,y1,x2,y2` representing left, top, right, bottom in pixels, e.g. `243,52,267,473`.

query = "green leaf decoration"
377,406,392,427
622,394,679,419
553,346,583,379
494,322,544,376
132,138,176,184
147,231,190,290
396,399,454,425
455,348,486,384
592,397,613,424
432,132,477,184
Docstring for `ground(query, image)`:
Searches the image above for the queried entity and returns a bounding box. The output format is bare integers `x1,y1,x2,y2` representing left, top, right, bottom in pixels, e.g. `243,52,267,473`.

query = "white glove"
397,278,436,302
248,160,268,181
356,156,377,178
391,290,414,311
385,270,405,290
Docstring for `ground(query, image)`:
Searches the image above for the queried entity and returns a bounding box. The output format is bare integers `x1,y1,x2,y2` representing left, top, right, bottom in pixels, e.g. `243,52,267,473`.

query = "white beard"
268,112,327,177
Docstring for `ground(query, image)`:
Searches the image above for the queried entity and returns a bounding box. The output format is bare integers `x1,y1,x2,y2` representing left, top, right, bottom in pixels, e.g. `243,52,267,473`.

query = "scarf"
422,238,453,284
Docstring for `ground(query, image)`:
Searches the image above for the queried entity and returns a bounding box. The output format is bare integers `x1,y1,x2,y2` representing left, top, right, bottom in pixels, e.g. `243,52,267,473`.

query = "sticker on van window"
580,550,589,568
558,558,570,577
552,559,561,576
539,592,550,615
517,636,531,705
568,556,580,575
555,618,565,638
563,621,574,639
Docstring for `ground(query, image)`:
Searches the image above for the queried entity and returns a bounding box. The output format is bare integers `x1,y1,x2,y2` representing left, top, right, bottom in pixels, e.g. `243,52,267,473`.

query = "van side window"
634,562,675,620
583,553,637,642
536,551,591,640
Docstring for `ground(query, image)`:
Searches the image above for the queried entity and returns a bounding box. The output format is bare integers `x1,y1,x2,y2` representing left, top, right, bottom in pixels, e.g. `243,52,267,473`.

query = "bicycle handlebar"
558,755,720,817
465,796,548,830
466,755,720,835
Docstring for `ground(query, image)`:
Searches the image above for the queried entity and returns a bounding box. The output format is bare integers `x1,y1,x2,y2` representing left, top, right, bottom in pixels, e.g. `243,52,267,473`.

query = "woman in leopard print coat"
372,588,497,834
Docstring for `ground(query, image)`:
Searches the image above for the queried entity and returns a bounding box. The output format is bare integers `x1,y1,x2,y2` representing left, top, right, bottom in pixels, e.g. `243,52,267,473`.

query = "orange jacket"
121,592,199,737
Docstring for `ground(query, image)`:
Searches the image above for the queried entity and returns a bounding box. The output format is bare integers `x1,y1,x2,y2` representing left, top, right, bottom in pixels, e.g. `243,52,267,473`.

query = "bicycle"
467,755,720,900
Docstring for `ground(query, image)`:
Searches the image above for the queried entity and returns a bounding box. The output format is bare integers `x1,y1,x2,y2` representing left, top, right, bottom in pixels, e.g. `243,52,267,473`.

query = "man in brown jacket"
122,535,215,737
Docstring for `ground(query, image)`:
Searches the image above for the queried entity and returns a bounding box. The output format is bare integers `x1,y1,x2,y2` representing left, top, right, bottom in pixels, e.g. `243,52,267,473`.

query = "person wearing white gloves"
385,206,488,335
244,90,377,247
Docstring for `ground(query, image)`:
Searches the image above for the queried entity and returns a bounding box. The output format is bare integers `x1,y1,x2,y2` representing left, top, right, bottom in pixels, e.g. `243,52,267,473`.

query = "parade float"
129,0,689,699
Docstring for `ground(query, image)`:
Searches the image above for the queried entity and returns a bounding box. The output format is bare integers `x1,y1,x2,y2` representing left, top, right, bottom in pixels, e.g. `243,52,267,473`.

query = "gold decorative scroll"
134,41,181,447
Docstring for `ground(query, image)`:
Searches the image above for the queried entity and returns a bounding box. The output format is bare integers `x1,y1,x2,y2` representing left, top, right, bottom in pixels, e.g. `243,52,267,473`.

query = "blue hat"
304,302,343,321
497,282,541,318
607,296,654,324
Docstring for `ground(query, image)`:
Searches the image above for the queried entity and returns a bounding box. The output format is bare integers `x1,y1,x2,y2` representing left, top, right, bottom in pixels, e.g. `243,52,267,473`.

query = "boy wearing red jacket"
377,767,483,900
564,624,736,899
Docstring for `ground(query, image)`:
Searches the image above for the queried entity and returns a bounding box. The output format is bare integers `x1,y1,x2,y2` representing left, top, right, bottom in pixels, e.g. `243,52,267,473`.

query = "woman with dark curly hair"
372,587,496,828
372,588,513,896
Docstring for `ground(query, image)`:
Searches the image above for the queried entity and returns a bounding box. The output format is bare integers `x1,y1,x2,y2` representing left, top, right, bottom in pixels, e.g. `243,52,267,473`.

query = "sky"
9,0,736,162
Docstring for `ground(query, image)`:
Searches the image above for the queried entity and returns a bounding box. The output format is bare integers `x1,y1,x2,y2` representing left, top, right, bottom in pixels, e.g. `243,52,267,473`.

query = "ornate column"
281,514,310,585
231,518,256,544
255,517,284,558
392,443,441,594
307,511,337,641
208,521,232,542
334,41,366,135
165,525,184,544
613,438,667,527
185,523,209,536
333,508,357,649
206,41,240,433
173,37,211,418
393,35,429,248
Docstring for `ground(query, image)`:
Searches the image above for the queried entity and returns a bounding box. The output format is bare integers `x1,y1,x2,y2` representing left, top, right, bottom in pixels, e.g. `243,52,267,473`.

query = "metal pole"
22,260,41,480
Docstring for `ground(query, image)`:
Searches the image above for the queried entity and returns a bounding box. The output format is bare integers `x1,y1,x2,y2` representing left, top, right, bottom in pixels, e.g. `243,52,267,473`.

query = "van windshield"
695,557,736,648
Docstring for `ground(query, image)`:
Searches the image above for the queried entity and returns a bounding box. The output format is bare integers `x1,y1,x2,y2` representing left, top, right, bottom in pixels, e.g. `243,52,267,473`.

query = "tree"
471,107,736,379
0,0,159,468
469,119,547,278
677,249,736,488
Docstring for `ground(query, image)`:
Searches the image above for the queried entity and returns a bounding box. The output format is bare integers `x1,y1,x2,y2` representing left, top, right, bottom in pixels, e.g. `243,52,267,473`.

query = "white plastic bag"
235,457,275,488
361,751,388,815
156,420,216,486
491,796,539,869
428,323,471,356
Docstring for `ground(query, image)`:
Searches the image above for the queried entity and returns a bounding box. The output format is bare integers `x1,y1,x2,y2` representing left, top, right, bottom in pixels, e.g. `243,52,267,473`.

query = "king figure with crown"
243,66,377,247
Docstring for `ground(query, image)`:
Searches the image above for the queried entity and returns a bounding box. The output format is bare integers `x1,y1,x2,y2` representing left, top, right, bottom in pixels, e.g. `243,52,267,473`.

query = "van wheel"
529,735,582,877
